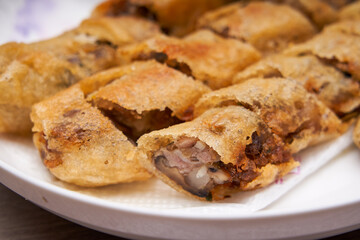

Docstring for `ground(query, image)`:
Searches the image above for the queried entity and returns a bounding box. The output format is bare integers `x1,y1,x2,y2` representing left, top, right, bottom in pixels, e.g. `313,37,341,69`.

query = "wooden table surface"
0,183,359,240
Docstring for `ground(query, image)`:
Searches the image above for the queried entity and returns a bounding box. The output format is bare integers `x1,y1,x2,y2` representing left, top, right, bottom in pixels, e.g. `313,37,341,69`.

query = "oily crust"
194,78,344,153
353,117,360,148
233,54,360,116
137,106,298,200
0,16,160,134
117,30,261,89
31,85,151,187
197,1,316,54
89,60,211,119
284,20,360,80
91,0,230,36
339,1,360,20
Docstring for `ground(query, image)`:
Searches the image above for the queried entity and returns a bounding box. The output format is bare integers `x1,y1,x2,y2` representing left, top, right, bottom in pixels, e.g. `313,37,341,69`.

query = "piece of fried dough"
284,20,360,81
31,61,210,186
117,30,261,89
353,117,360,148
197,1,316,54
195,78,343,153
31,85,151,187
138,106,298,201
0,17,160,134
339,1,360,20
89,60,211,140
233,54,360,117
91,0,230,36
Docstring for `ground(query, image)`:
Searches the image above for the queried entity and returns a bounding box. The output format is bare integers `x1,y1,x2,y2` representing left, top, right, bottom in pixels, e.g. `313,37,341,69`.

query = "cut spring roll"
91,0,230,36
0,16,160,134
31,85,151,187
137,106,298,200
284,20,360,80
31,61,210,186
195,78,343,153
89,60,211,140
197,1,316,54
233,55,360,117
117,30,261,89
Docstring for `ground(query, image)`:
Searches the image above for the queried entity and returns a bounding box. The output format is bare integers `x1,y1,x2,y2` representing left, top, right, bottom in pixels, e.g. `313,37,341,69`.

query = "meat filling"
95,99,182,142
153,137,231,198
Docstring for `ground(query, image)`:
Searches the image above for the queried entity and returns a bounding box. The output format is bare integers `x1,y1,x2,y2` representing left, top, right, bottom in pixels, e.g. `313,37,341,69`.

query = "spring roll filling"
94,99,183,141
153,137,230,198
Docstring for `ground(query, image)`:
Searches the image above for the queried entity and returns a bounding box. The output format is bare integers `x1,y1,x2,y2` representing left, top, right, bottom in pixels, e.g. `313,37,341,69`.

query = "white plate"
0,1,360,239
0,133,359,240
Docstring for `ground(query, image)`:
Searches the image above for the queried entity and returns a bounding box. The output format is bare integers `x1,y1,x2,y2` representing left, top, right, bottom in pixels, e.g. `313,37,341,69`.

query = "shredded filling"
153,137,231,198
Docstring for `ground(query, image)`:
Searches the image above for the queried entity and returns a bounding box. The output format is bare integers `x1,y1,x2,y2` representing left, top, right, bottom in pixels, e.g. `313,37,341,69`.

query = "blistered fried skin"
91,0,230,36
339,1,360,20
31,85,151,187
233,55,360,117
197,1,316,54
137,106,298,201
89,61,211,140
0,17,160,134
275,0,339,29
117,30,261,89
284,20,360,81
353,118,360,148
195,78,343,153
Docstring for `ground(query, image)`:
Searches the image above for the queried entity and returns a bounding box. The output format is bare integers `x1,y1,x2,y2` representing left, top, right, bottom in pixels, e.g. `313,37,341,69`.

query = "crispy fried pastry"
117,30,261,89
91,0,230,36
89,60,211,140
233,55,360,117
197,1,316,54
195,78,343,153
353,117,360,148
0,17,160,134
137,106,298,200
284,20,360,81
31,85,152,187
31,61,210,186
339,1,360,20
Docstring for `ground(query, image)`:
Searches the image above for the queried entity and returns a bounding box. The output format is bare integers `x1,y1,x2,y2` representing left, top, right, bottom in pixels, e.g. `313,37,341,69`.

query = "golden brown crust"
137,106,298,200
31,85,151,187
0,17,160,134
353,117,360,148
233,54,360,116
195,78,344,153
91,0,230,36
117,30,261,89
339,1,360,20
89,60,211,119
284,20,360,80
197,1,316,54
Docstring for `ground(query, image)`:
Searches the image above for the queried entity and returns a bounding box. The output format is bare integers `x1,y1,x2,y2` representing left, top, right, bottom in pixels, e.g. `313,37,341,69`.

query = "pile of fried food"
1,0,360,201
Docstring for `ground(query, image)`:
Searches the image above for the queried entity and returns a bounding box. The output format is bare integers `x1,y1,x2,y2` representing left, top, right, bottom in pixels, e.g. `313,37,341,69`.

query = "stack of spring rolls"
2,0,360,201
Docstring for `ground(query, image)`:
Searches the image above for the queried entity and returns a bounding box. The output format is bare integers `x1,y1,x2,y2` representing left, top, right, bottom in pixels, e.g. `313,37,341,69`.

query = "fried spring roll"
197,1,316,54
284,20,360,80
233,55,360,117
117,30,261,89
31,61,209,186
353,118,360,148
91,0,231,36
137,106,299,200
31,85,151,187
0,17,160,134
88,60,211,140
195,78,343,153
